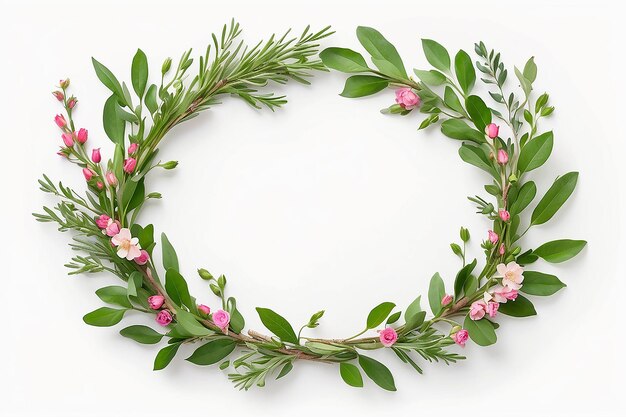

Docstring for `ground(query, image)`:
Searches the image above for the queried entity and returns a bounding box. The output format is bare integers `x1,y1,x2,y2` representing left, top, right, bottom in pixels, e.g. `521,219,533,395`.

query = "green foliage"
120,325,164,344
498,294,537,317
428,273,445,315
358,355,397,391
339,363,364,387
256,308,299,344
356,26,407,79
319,47,370,73
464,316,497,346
366,302,396,329
187,339,237,365
83,307,127,327
531,172,579,226
533,239,587,263
340,75,388,98
521,272,566,296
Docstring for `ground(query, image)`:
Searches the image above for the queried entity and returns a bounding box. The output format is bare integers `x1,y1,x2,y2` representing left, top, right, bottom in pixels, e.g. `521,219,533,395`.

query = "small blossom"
82,168,94,181
156,310,173,326
488,230,499,244
61,132,74,147
67,97,77,109
486,301,499,318
104,219,120,237
496,261,524,290
497,149,509,165
95,214,111,229
105,171,118,186
123,158,137,174
378,327,398,347
59,78,70,89
499,243,506,256
395,87,421,110
134,250,150,265
128,143,139,155
453,329,469,346
485,123,499,139
212,309,230,331
52,91,64,101
148,295,165,310
54,114,67,128
76,128,88,144
469,300,487,321
96,181,104,190
441,294,453,306
198,304,211,315
488,285,520,303
111,228,141,260
498,209,510,222
91,148,101,163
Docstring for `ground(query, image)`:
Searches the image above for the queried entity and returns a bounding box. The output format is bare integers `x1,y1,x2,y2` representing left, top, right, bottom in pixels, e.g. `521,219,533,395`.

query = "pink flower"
105,171,117,186
499,244,506,256
497,149,509,165
395,87,421,110
469,301,487,321
485,123,499,139
488,230,499,244
453,329,469,346
498,209,510,222
111,227,142,260
123,158,137,174
128,143,139,155
156,310,172,326
496,262,524,290
61,132,74,147
378,327,399,347
59,78,70,89
91,148,101,163
82,168,94,181
198,304,211,315
95,214,110,229
68,97,77,109
76,128,88,144
148,295,165,310
134,250,150,265
486,302,499,318
52,91,64,101
104,219,120,237
441,294,453,306
490,285,519,303
212,309,230,331
54,114,67,128
96,181,104,190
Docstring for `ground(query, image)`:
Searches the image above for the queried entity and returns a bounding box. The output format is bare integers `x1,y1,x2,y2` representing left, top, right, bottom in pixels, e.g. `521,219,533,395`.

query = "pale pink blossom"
95,214,110,229
76,128,88,144
156,310,172,326
111,227,142,260
496,262,524,290
453,329,469,346
61,132,74,147
486,301,499,318
52,91,64,101
96,181,104,190
469,301,487,321
488,230,499,244
378,327,399,347
499,244,506,256
91,148,101,163
198,304,211,315
82,168,94,181
123,158,137,174
104,219,120,237
54,114,67,128
441,294,453,306
485,123,499,139
497,149,509,165
498,209,510,222
128,143,139,155
105,171,118,186
490,285,519,303
148,295,165,310
395,88,421,110
134,250,150,265
212,309,230,331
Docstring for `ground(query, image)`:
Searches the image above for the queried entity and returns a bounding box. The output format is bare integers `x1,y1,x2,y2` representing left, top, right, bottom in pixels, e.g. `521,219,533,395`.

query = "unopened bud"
161,161,178,170
198,268,214,280
161,58,172,74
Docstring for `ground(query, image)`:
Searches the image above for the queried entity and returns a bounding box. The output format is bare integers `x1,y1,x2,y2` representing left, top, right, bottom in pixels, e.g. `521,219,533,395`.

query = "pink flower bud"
395,87,421,110
198,304,211,315
485,123,499,139
67,97,77,109
499,244,506,256
59,78,70,89
498,209,510,222
453,329,469,346
486,302,499,318
91,148,101,163
378,327,398,347
123,158,137,174
156,310,173,326
52,91,64,101
469,300,487,321
105,219,121,237
76,128,88,144
148,295,165,310
212,309,230,331
497,149,509,165
82,168,94,181
488,230,499,244
95,214,110,229
105,171,118,186
96,181,104,190
441,294,453,306
54,114,67,128
134,250,150,266
61,132,74,147
128,143,139,155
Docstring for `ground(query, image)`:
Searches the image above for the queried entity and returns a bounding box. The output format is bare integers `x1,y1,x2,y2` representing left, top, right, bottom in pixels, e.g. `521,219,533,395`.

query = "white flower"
111,228,141,260
496,261,524,290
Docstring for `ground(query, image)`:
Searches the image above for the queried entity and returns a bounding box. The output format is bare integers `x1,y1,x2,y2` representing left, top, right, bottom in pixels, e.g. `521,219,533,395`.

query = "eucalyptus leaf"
454,50,475,94
161,233,179,272
518,131,553,173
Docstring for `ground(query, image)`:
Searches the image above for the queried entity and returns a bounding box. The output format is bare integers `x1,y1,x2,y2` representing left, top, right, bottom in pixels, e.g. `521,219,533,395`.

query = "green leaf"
454,50,475,94
366,302,396,329
256,307,298,344
153,343,180,370
463,315,496,346
531,172,579,226
509,181,537,216
127,271,143,298
320,47,370,73
523,57,537,83
498,294,537,317
165,269,192,309
340,75,388,98
83,307,126,327
533,239,587,263
427,273,445,316
358,355,396,391
386,311,401,325
356,26,407,78
454,259,477,298
515,66,532,97
441,119,484,143
103,95,125,144
339,363,363,387
92,57,125,103
161,233,179,272
175,309,211,337
518,131,553,173
276,361,293,379
459,144,498,178
520,271,566,296
145,84,158,114
120,325,163,344
421,39,451,72
443,86,466,116
413,69,446,86
131,48,148,97
403,295,425,330
96,286,132,308
186,338,237,365
465,95,492,131
226,297,245,333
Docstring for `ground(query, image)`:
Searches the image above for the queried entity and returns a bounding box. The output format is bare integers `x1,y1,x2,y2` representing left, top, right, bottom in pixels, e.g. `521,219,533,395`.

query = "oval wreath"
36,21,586,391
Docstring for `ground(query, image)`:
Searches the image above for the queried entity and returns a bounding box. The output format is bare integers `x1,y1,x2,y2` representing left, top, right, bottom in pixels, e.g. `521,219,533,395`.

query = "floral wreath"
36,22,586,391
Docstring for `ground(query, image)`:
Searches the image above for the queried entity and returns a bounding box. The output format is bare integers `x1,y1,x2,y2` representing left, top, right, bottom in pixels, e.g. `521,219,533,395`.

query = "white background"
1,0,624,415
